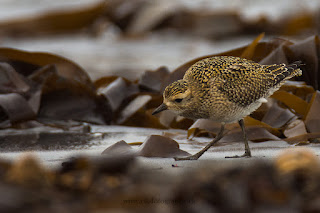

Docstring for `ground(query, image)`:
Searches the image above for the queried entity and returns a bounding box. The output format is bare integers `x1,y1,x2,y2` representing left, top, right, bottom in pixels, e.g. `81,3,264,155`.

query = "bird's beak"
152,103,168,115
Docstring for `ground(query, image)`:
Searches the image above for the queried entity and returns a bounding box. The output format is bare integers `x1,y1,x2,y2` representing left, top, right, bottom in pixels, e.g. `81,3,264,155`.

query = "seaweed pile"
0,35,320,151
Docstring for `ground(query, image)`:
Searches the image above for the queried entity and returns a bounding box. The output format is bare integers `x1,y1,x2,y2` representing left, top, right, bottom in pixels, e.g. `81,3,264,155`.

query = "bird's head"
152,80,194,116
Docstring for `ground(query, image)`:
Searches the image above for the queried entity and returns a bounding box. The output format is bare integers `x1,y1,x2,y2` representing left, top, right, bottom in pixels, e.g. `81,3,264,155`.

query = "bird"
152,56,302,161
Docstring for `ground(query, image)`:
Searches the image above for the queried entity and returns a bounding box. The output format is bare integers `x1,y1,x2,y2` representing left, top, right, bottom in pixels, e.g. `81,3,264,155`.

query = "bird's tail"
264,61,303,78
263,61,303,86
285,61,303,78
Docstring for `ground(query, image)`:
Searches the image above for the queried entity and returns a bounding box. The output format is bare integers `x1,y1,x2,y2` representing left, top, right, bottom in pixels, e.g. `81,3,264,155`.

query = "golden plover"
152,56,302,160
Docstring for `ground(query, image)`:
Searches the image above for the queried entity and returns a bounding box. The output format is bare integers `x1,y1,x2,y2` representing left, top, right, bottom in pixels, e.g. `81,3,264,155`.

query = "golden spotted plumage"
164,80,188,98
183,56,302,107
162,56,302,122
153,56,302,160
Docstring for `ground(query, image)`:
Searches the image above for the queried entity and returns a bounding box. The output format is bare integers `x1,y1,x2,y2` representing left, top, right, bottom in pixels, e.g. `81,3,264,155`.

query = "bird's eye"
174,98,183,103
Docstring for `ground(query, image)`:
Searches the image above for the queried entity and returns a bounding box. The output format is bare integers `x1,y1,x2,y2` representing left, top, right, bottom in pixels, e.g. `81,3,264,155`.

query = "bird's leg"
174,124,225,161
225,119,252,158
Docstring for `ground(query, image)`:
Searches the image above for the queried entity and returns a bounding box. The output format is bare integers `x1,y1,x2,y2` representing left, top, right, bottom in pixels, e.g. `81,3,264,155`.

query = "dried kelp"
0,0,318,38
0,2,108,37
0,48,111,127
1,35,320,150
102,135,190,158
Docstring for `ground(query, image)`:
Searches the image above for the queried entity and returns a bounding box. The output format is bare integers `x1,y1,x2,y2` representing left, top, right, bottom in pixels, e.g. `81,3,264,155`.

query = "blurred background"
0,0,319,81
1,4,320,212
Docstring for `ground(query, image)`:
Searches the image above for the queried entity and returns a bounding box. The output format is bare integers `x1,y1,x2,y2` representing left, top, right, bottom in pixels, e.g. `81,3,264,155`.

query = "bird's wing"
218,63,277,107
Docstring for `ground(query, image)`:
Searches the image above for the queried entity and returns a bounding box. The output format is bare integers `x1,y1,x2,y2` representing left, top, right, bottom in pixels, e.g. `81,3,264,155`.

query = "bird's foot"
174,154,200,161
225,151,251,158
